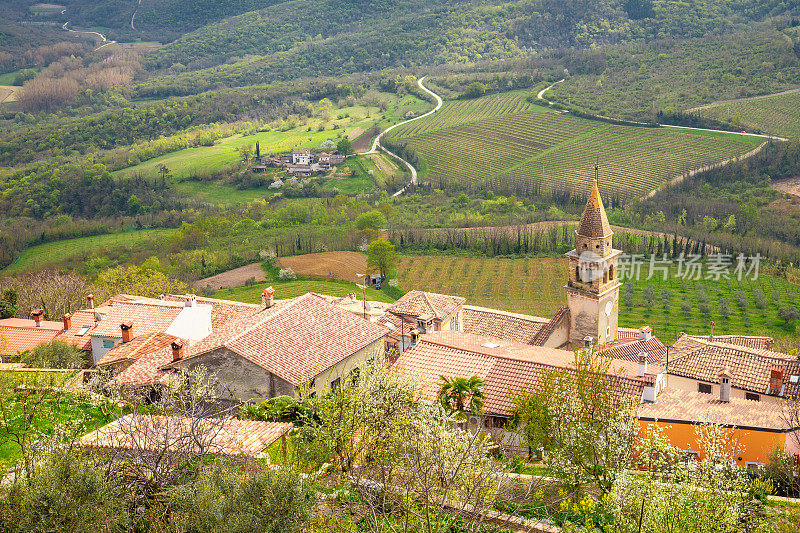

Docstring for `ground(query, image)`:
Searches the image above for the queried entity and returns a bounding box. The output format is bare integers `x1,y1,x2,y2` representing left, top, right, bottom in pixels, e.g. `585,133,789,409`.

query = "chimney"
638,326,652,341
62,313,72,331
770,365,784,395
31,309,44,327
120,322,134,343
262,286,275,308
87,294,95,309
718,367,733,403
637,352,648,377
171,341,184,362
709,321,716,342
185,294,197,307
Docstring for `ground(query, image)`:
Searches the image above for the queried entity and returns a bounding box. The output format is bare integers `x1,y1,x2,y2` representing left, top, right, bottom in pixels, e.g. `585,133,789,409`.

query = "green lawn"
4,229,178,275
213,279,395,304
0,371,113,470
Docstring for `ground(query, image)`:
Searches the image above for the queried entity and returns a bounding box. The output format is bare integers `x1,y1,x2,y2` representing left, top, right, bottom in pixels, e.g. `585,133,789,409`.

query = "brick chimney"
31,309,44,327
62,313,72,331
637,352,648,377
86,294,95,309
262,286,275,308
120,322,134,343
171,341,184,362
718,367,733,403
770,365,784,395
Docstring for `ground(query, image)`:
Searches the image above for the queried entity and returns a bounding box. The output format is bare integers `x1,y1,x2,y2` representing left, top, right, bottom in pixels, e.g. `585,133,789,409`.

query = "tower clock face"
605,301,613,316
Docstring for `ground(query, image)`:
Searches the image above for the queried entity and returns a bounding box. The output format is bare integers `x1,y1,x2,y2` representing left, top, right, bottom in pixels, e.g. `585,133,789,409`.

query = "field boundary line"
642,140,770,200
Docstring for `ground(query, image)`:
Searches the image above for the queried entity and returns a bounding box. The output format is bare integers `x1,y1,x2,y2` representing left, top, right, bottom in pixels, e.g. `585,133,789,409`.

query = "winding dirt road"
356,76,443,197
62,21,116,51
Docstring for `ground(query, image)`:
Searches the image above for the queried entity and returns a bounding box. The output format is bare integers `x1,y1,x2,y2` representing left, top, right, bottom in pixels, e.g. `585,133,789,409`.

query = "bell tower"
565,169,622,346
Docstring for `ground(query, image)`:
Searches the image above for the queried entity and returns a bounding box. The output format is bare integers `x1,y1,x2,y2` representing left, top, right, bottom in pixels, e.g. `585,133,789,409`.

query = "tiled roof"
577,179,612,238
394,332,647,416
669,334,800,397
57,309,99,350
0,318,63,355
686,334,774,351
639,387,796,431
164,293,387,385
598,336,667,364
531,306,569,346
98,332,178,368
161,294,261,330
112,340,176,387
90,298,184,339
388,290,465,321
462,305,548,345
617,327,644,340
81,415,291,457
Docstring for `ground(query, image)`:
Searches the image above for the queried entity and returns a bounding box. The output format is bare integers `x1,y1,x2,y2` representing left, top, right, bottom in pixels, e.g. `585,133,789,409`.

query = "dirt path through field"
198,263,266,289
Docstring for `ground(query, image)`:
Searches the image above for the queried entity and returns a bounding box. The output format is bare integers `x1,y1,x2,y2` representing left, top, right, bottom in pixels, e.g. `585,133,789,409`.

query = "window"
575,265,580,281
609,265,614,279
450,316,458,331
745,392,760,402
76,325,90,336
102,339,115,349
331,378,340,391
698,383,712,394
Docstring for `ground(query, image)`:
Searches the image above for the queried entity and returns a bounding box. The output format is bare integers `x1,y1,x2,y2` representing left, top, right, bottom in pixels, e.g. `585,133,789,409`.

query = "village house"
376,290,466,352
291,149,312,165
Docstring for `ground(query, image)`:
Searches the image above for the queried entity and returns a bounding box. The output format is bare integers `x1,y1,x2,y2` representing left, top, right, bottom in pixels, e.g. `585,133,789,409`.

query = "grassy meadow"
4,229,179,275
691,90,800,139
397,255,800,350
385,91,763,200
213,279,393,304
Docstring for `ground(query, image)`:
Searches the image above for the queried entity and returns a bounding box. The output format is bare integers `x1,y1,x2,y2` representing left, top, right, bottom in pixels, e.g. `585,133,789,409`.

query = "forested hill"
131,0,800,96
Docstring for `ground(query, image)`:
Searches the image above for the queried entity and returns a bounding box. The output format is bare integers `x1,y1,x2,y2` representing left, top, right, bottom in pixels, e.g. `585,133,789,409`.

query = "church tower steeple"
565,172,622,346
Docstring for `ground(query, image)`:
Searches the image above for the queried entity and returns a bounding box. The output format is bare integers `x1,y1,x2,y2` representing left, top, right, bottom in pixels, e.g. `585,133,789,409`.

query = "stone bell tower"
565,170,622,346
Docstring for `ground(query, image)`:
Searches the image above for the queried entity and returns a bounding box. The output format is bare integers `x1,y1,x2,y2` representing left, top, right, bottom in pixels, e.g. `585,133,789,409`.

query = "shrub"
734,290,748,309
680,301,692,316
0,451,130,532
169,462,312,533
278,268,297,281
777,306,800,326
753,289,767,309
20,340,86,369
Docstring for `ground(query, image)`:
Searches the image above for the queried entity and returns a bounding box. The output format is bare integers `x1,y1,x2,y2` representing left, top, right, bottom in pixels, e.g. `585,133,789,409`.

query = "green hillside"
691,90,800,139
385,91,763,200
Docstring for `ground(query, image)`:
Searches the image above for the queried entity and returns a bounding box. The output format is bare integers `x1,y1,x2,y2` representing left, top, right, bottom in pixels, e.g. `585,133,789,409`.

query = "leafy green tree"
464,81,487,98
778,306,800,327
366,239,397,280
169,462,312,533
336,137,353,155
0,289,18,319
438,375,485,415
0,450,130,532
20,340,86,369
356,210,387,231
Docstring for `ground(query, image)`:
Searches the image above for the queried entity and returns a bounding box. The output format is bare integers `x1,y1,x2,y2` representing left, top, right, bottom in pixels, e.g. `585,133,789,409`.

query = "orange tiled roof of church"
577,179,612,238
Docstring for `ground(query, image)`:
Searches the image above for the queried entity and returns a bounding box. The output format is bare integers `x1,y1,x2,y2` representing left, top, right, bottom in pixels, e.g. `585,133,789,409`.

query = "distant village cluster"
250,149,347,183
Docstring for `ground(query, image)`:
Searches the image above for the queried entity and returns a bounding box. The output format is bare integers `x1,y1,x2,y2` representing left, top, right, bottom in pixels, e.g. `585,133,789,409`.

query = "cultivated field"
385,92,763,199
397,255,800,349
277,251,367,282
3,229,178,275
691,89,800,139
198,263,267,289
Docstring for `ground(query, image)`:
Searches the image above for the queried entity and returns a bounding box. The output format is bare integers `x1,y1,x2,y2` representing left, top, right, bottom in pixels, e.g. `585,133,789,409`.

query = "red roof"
598,336,667,364
57,309,99,350
90,298,184,339
0,318,63,355
164,293,387,385
394,332,647,416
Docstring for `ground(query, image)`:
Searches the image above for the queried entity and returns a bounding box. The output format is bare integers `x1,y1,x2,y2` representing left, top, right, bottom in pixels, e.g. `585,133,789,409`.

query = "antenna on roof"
594,158,599,183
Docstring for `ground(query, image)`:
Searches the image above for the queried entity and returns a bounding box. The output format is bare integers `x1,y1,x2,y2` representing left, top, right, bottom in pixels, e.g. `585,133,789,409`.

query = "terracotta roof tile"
669,334,800,397
686,334,775,352
577,179,612,238
598,336,667,364
462,305,548,344
161,294,261,330
0,319,62,355
639,387,796,430
531,306,569,346
394,332,647,416
90,299,184,339
98,332,178,368
164,293,387,385
81,415,291,457
57,309,99,350
388,290,465,321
